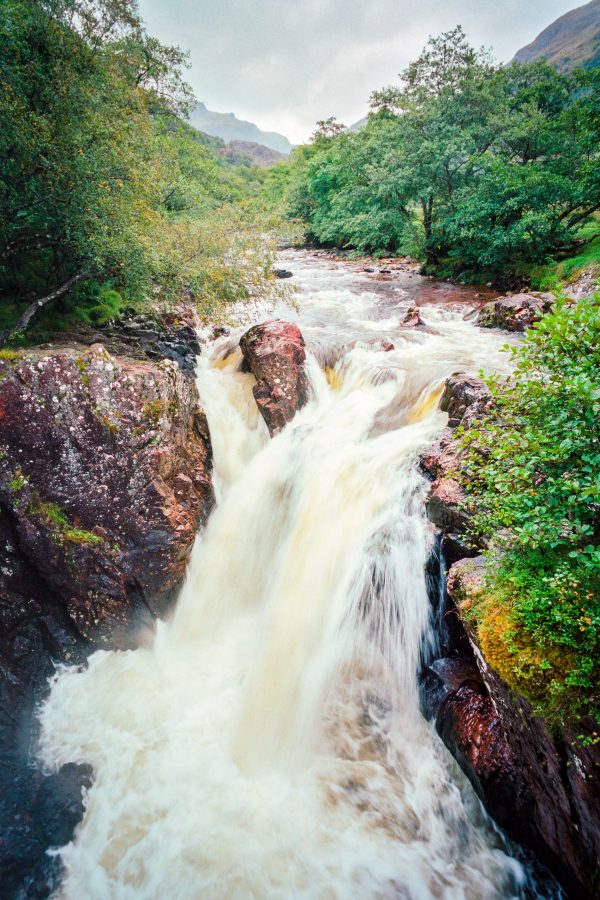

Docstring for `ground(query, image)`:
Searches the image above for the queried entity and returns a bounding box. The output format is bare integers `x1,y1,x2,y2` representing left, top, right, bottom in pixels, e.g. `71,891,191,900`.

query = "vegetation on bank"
0,0,275,344
264,27,600,285
458,296,600,725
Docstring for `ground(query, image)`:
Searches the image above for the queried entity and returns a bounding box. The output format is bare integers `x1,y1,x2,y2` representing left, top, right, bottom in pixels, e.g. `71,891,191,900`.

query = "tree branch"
0,273,88,347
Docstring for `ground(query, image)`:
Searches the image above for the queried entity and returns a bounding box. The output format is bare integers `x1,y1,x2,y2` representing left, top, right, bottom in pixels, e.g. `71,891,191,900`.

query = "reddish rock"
240,320,309,435
419,427,457,480
426,477,471,534
0,347,214,647
401,305,424,327
477,292,554,332
422,376,600,895
367,338,395,352
422,373,492,540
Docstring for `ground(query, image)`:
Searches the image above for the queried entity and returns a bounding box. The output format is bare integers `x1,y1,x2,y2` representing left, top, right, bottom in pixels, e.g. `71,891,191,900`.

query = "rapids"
40,251,533,899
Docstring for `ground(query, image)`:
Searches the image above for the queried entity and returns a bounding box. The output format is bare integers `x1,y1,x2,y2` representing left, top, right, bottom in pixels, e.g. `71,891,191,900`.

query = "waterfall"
39,252,529,899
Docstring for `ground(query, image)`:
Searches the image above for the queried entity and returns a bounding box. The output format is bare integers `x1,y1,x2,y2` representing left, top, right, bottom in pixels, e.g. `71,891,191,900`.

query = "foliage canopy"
0,0,274,341
267,28,600,279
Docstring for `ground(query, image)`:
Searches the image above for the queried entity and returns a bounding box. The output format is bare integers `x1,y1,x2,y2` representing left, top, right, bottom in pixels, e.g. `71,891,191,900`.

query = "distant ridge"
511,0,600,72
219,140,288,168
188,103,292,155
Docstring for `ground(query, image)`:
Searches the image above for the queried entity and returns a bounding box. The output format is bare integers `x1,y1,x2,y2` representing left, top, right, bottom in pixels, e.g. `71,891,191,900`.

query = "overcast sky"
137,0,583,143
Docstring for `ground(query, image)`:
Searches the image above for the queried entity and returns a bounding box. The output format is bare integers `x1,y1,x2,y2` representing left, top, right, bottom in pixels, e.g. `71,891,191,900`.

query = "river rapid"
40,250,536,899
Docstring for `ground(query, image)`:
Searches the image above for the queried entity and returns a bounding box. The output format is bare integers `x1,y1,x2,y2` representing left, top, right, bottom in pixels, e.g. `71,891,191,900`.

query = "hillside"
511,0,600,71
188,102,292,154
218,140,288,168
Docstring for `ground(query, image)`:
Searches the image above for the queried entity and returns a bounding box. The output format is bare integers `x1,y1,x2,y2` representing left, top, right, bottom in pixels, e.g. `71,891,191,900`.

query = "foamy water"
40,252,531,898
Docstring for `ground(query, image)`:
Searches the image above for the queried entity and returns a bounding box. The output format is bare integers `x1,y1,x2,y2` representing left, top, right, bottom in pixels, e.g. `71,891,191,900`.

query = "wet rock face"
401,306,424,327
424,557,600,898
0,506,93,898
240,320,309,435
421,372,491,545
439,372,491,427
477,292,554,332
0,346,214,645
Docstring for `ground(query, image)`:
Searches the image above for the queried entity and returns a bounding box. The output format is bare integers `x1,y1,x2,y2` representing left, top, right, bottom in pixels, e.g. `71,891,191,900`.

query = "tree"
310,117,346,142
280,28,600,277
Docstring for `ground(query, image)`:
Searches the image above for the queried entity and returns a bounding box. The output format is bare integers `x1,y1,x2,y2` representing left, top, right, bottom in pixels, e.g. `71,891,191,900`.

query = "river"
40,250,540,899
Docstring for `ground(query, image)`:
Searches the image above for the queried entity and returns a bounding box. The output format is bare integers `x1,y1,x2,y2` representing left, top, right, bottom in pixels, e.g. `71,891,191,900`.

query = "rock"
426,477,471,533
421,377,600,893
53,312,201,375
401,306,424,327
367,338,395,352
0,345,215,895
439,372,491,427
421,373,491,538
0,347,214,644
477,293,554,332
240,320,309,436
425,558,600,898
272,268,293,279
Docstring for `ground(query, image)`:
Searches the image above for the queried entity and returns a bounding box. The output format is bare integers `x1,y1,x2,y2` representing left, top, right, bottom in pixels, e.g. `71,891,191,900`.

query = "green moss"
0,348,22,362
28,493,105,546
528,225,600,291
92,406,120,433
63,527,104,545
9,472,28,494
143,399,167,422
75,357,90,387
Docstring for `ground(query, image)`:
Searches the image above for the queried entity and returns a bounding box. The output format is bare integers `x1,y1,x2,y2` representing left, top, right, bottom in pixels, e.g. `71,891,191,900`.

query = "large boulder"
477,292,554,332
240,320,309,435
0,343,214,895
0,345,214,644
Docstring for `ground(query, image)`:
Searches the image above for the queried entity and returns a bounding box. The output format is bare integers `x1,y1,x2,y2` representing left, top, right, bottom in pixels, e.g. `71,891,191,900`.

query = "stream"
40,250,541,899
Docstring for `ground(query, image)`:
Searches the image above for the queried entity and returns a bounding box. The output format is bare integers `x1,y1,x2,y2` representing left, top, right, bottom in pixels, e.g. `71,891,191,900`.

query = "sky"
137,0,584,143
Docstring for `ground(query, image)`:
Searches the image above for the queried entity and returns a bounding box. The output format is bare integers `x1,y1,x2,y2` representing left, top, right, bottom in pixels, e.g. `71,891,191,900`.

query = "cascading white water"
40,251,529,899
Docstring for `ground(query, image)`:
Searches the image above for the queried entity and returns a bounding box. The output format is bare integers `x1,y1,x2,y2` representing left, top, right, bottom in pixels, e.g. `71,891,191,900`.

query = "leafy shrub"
459,294,600,723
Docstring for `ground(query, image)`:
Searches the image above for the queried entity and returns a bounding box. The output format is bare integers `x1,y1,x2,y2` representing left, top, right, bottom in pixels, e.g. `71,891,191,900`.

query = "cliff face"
0,336,214,896
511,0,600,71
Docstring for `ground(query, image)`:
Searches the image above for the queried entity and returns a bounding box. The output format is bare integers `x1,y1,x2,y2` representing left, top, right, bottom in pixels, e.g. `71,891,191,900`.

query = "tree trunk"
0,273,87,347
422,196,437,267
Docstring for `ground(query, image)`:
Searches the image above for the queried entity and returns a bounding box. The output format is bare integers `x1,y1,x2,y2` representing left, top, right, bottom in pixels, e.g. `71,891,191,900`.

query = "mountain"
347,116,368,133
218,140,288,168
511,0,600,72
188,103,292,155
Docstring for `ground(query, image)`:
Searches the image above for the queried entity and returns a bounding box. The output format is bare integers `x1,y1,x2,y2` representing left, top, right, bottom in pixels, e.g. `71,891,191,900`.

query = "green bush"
460,295,600,723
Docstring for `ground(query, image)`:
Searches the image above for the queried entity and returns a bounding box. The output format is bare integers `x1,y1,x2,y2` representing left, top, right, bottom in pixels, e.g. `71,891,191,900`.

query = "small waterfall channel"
40,251,536,898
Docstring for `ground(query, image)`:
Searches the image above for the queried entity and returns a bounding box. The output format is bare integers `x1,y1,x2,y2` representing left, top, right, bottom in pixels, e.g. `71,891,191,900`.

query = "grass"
528,220,600,291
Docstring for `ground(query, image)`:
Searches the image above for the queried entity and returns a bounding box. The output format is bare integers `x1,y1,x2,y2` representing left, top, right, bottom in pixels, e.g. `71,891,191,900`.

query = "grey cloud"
138,0,581,142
